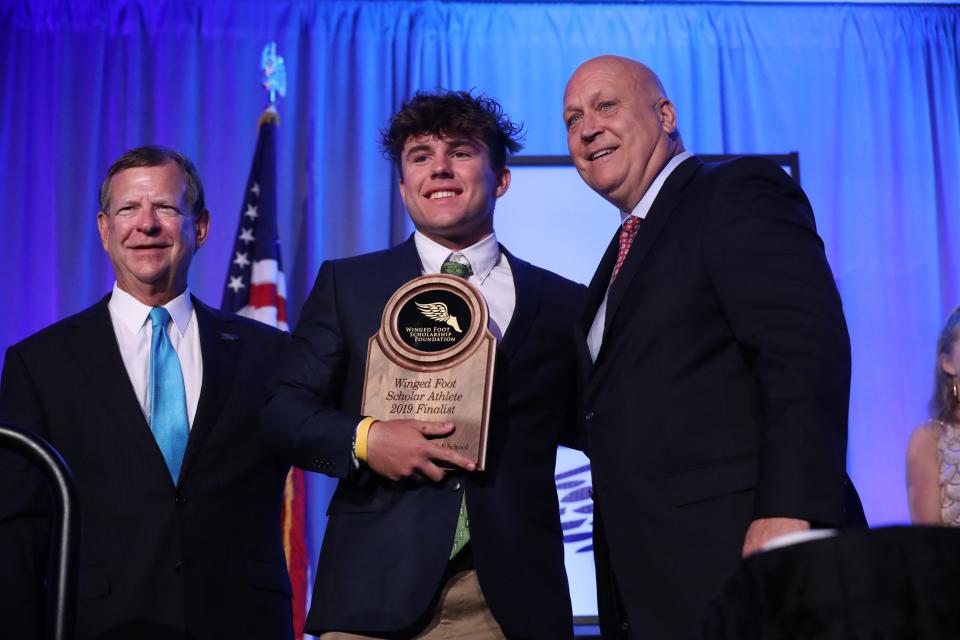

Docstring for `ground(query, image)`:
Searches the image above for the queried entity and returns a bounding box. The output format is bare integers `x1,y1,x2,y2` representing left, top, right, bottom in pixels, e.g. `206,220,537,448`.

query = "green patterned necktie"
440,255,473,279
441,253,472,558
450,494,470,559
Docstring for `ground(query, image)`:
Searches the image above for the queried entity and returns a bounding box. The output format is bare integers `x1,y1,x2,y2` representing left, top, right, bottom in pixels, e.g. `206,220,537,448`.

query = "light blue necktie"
148,307,189,483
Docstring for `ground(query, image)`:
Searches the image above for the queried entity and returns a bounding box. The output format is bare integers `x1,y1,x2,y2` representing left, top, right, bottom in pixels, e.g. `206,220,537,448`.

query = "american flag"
221,106,308,639
222,106,288,330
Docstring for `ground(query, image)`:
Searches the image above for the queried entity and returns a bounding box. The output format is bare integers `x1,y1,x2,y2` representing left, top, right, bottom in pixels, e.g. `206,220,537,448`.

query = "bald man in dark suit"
563,55,865,640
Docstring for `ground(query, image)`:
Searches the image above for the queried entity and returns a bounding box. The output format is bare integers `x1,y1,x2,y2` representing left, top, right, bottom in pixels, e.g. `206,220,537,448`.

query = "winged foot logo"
416,302,463,333
397,289,472,353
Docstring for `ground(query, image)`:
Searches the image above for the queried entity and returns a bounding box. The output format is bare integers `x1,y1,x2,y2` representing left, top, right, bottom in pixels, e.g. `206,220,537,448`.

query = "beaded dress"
936,420,960,526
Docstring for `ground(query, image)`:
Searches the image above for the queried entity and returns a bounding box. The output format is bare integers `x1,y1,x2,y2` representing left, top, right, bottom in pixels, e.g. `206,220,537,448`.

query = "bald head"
565,56,667,106
563,55,684,211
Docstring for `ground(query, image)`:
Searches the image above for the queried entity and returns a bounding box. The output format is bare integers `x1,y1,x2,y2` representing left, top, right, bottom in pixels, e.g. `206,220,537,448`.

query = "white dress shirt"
414,231,516,340
107,283,203,428
588,151,694,362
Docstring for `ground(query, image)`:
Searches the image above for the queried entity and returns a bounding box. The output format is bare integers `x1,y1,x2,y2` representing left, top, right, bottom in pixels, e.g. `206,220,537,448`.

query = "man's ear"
194,209,210,250
494,167,511,198
658,98,677,135
96,211,110,251
399,178,407,202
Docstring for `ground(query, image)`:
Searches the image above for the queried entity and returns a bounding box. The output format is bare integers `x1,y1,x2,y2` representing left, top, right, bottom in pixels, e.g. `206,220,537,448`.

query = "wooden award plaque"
361,274,496,470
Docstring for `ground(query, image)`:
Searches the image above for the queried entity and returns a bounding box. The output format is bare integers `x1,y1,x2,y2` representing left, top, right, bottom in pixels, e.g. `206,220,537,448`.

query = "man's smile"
426,189,462,200
129,244,172,252
589,147,617,161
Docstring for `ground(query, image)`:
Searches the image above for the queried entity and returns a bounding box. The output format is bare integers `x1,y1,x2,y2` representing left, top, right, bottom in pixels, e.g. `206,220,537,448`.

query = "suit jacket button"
585,411,595,422
450,479,462,491
175,496,186,505
175,562,184,574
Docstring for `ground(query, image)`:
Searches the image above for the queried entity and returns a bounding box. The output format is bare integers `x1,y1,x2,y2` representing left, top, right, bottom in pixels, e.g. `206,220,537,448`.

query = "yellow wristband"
355,417,377,463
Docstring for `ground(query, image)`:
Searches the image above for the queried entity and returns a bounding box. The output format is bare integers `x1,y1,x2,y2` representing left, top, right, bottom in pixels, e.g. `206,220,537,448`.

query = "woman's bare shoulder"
908,421,943,456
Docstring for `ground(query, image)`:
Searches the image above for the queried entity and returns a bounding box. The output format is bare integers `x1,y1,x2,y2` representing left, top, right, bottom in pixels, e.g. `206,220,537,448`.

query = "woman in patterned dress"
907,307,960,526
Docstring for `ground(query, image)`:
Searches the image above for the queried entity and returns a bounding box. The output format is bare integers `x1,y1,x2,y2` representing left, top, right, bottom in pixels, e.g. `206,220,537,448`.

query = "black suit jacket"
0,296,293,640
577,157,864,640
262,237,584,639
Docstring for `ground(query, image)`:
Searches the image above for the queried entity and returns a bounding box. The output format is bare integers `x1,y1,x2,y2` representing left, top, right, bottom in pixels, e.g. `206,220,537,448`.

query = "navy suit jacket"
577,157,865,640
0,296,293,640
262,237,584,639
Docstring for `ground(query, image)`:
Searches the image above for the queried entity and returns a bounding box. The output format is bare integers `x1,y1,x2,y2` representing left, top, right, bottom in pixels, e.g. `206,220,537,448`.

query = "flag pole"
221,42,308,640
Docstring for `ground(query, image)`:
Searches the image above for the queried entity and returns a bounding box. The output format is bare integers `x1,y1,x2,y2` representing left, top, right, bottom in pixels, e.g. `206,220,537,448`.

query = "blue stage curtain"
1,0,958,534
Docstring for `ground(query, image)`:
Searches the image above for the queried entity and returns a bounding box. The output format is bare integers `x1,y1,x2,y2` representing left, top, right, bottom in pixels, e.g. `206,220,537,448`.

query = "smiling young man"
398,133,509,249
0,146,293,639
563,55,865,640
262,91,585,639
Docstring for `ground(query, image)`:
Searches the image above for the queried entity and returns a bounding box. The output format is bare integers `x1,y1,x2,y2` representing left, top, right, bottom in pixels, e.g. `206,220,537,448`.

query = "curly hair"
99,145,205,217
381,90,524,171
930,306,960,422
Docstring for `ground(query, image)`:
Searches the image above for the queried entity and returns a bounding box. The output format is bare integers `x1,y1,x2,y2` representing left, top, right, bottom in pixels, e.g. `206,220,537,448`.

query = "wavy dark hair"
380,90,524,171
930,306,960,422
99,145,205,216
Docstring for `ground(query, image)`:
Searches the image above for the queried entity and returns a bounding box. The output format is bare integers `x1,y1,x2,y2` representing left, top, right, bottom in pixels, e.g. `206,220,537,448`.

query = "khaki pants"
321,565,506,640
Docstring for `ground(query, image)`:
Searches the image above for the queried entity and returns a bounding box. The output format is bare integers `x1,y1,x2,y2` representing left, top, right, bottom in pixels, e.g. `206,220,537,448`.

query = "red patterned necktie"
610,215,642,282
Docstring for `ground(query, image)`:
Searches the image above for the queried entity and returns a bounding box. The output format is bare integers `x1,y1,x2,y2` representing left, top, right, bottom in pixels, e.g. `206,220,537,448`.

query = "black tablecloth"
705,526,960,639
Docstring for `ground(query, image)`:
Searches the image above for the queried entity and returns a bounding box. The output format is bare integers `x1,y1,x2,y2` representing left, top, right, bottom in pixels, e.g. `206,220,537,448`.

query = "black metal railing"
0,423,78,640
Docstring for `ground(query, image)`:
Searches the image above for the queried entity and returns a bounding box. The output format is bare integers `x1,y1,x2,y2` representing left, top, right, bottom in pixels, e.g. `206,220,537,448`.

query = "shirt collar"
108,283,194,336
621,150,694,224
413,231,502,283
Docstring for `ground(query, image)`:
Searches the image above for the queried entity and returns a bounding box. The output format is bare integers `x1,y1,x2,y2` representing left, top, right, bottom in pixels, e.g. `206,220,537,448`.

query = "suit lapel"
66,296,173,478
602,156,702,342
179,299,239,485
389,235,425,291
579,231,620,334
574,231,619,373
498,246,541,361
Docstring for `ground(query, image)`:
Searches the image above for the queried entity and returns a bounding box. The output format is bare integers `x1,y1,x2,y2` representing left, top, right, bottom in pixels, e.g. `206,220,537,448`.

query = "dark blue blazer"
0,297,293,640
262,237,584,639
577,156,865,640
